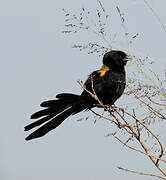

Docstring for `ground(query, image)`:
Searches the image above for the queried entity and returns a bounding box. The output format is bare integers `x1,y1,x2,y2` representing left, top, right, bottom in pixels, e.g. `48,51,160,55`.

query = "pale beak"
125,55,132,61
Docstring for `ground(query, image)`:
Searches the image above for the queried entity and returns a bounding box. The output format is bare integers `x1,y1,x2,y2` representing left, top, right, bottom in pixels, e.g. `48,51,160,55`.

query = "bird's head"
103,50,131,69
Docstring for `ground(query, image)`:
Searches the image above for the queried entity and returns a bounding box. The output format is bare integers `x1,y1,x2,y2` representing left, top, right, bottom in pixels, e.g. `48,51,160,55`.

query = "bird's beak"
125,55,132,61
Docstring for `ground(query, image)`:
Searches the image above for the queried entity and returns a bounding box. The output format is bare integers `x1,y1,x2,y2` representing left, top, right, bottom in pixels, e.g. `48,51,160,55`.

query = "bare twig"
148,97,166,106
97,0,105,13
117,166,166,180
77,78,166,176
143,0,166,33
127,86,166,120
110,133,166,163
121,110,166,175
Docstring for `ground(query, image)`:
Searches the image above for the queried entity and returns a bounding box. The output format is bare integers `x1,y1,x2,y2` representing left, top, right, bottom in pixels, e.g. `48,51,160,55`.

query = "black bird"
25,50,130,140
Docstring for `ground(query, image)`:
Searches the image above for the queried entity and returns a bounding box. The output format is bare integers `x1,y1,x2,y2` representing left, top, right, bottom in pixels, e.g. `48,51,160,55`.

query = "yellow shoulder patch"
97,64,110,77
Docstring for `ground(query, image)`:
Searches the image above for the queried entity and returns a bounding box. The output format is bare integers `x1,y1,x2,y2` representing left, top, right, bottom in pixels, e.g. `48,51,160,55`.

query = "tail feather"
40,95,79,107
30,105,70,119
25,107,74,140
31,93,80,119
27,105,71,130
24,114,55,131
56,93,80,99
40,100,64,107
25,93,85,140
31,108,55,119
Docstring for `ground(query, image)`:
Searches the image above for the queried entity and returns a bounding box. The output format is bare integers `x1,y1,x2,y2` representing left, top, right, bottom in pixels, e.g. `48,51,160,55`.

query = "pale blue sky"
0,0,166,180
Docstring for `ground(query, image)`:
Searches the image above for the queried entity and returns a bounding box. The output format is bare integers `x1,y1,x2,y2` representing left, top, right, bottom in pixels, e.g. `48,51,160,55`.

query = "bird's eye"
117,51,127,59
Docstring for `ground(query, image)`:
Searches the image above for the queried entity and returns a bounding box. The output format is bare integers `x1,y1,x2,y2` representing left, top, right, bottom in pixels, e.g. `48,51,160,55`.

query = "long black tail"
24,93,85,141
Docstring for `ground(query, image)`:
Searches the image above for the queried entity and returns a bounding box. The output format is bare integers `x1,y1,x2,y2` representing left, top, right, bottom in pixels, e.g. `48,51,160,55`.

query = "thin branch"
117,166,166,180
148,97,166,106
77,80,96,100
78,79,166,175
116,6,130,52
122,109,166,175
91,109,133,135
90,75,103,106
127,86,166,119
90,109,116,125
114,108,138,138
97,0,105,13
143,0,166,34
110,133,166,163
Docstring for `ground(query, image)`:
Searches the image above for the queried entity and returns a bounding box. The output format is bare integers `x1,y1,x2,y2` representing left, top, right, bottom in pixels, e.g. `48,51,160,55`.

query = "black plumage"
24,50,129,140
